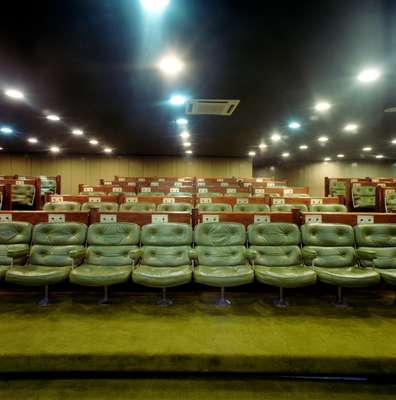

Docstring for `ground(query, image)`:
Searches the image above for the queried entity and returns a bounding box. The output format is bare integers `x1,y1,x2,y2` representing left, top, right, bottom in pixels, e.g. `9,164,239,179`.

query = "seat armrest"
356,249,376,260
129,249,142,263
188,249,198,261
69,248,86,259
302,248,317,266
245,248,257,263
7,247,29,258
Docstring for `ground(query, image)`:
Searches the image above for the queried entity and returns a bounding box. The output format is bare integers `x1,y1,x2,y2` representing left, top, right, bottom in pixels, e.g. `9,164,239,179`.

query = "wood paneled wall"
0,154,252,194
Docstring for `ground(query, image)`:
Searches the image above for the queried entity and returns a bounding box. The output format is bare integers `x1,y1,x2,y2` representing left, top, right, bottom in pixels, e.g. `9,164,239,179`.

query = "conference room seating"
157,203,192,212
192,222,254,304
197,192,222,197
40,178,56,195
197,203,232,212
308,204,348,212
301,223,380,305
119,202,156,212
248,223,316,306
43,201,81,211
270,204,308,212
385,191,396,213
70,223,140,303
79,191,106,196
132,223,193,305
81,202,119,212
329,180,347,197
351,184,376,209
233,204,270,212
137,191,165,196
6,222,86,305
11,184,36,206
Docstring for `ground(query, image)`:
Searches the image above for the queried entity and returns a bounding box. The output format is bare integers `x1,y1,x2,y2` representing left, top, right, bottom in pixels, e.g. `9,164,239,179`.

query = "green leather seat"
248,223,316,306
285,193,310,198
355,224,396,288
301,223,379,305
6,222,87,305
41,179,56,195
0,222,32,281
233,204,270,212
197,192,222,197
70,223,140,303
224,192,250,197
352,184,376,209
308,204,348,212
12,184,35,206
79,191,106,196
193,222,254,304
137,192,165,196
197,203,232,212
157,203,192,212
385,192,396,213
167,192,193,197
132,223,193,305
81,202,119,212
270,204,308,212
119,202,156,212
43,202,81,211
329,181,346,197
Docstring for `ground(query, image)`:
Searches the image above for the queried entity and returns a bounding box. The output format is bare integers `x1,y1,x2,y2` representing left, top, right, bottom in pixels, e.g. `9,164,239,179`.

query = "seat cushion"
255,265,316,288
358,247,396,268
157,202,192,212
308,204,348,212
270,204,308,212
375,269,396,286
248,223,300,246
233,204,270,212
0,243,30,266
70,265,132,286
133,265,192,288
0,265,9,280
6,265,71,286
314,266,380,287
194,265,254,287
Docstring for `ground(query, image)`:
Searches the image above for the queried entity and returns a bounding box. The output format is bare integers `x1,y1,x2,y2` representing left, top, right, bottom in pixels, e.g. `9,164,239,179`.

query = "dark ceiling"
0,0,396,166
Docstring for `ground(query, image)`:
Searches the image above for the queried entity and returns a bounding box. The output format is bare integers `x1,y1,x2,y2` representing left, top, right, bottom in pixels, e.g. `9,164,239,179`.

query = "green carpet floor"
1,378,396,399
0,289,396,375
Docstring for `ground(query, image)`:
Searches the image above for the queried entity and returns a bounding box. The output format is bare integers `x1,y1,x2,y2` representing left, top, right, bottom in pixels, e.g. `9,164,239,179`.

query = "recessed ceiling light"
375,154,384,159
176,118,188,125
0,147,3,150
27,137,38,144
0,126,13,134
391,139,396,144
180,130,190,139
89,139,99,145
344,123,358,132
72,129,84,136
299,145,308,150
270,133,281,142
104,147,112,153
259,143,267,150
318,136,328,142
182,141,191,147
362,146,372,151
337,154,345,158
49,146,60,153
358,68,381,83
140,0,170,12
158,56,184,76
324,157,331,161
314,101,331,112
169,95,187,105
248,151,256,157
4,88,24,100
185,150,192,155
281,152,290,157
288,121,301,129
46,114,60,121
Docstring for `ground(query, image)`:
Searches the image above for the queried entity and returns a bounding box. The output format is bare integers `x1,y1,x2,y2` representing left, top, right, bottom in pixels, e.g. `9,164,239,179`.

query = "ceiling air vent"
185,99,240,116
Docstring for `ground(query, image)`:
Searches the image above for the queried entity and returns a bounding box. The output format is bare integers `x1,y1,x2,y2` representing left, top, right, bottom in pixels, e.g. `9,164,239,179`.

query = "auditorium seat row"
43,201,348,213
1,221,395,306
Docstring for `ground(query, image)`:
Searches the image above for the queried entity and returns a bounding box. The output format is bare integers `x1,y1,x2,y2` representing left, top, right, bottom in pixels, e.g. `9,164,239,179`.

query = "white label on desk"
51,196,64,203
226,188,236,193
48,214,65,223
163,197,175,204
310,198,323,205
284,189,293,195
199,198,212,204
255,189,265,194
272,198,285,205
118,178,126,182
16,180,25,185
138,178,145,182
198,188,208,193
357,215,374,224
158,178,165,182
152,214,168,224
256,178,263,183
141,187,151,192
236,198,248,204
88,197,101,202
267,182,275,188
104,181,112,185
202,215,219,223
305,215,322,224
127,182,136,186
174,182,182,187
254,215,270,224
170,187,179,193
83,187,93,192
125,197,138,203
217,178,223,182
112,187,122,192
100,214,117,223
0,214,12,222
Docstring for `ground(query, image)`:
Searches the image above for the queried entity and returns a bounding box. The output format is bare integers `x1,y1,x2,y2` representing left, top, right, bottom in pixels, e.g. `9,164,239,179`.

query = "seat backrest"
81,202,119,212
197,203,232,212
355,224,396,248
308,204,348,212
224,192,250,197
385,192,396,212
270,204,308,212
197,192,222,197
11,184,35,205
86,223,140,266
137,192,165,196
140,223,192,267
79,191,106,196
352,184,376,208
31,223,87,267
43,201,81,211
157,202,192,212
330,180,346,196
233,204,270,212
41,179,56,194
0,222,32,244
119,202,156,212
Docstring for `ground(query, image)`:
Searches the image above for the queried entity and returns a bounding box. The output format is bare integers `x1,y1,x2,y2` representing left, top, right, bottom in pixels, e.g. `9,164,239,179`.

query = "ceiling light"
49,146,60,153
362,146,372,152
46,114,60,121
169,95,187,105
176,118,188,125
288,121,301,129
0,147,3,150
140,0,170,12
4,88,24,100
159,56,184,76
376,154,384,159
324,157,331,161
281,152,290,157
72,129,84,136
391,139,396,144
337,154,345,158
182,141,191,147
248,151,256,157
270,133,281,142
89,139,99,145
259,143,267,150
180,130,190,139
185,150,192,155
27,137,38,144
0,126,13,134
358,68,381,83
104,147,113,153
318,136,328,142
299,145,308,150
314,101,331,112
344,123,358,132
